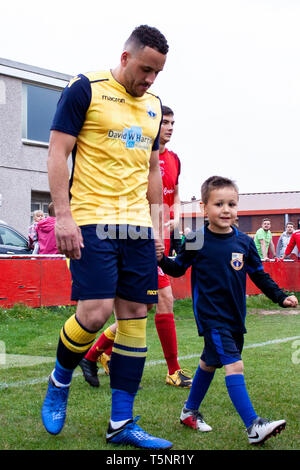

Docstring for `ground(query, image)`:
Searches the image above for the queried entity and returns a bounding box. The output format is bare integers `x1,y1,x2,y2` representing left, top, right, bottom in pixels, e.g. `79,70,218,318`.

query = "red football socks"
155,313,180,375
85,326,115,362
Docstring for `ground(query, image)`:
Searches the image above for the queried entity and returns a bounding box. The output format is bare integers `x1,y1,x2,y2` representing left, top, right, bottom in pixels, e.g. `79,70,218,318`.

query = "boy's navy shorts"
201,328,244,368
70,225,158,304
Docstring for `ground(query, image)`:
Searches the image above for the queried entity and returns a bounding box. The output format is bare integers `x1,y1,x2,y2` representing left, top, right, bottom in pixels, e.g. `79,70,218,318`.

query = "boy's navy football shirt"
160,225,264,335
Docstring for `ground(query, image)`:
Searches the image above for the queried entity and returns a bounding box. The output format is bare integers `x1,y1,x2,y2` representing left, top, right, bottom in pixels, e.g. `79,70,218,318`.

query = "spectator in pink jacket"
36,202,59,254
28,210,45,253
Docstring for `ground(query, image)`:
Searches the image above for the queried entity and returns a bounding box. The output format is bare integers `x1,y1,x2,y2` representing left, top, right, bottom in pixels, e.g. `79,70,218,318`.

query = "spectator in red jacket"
282,229,300,260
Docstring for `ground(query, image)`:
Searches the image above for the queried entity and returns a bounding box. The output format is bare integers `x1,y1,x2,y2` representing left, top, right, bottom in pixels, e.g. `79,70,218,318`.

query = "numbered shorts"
70,225,158,304
200,328,244,368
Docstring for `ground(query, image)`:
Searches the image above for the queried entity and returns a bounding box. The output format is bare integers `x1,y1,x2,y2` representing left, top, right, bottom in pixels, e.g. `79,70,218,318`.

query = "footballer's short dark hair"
201,176,239,204
162,105,174,116
125,25,169,55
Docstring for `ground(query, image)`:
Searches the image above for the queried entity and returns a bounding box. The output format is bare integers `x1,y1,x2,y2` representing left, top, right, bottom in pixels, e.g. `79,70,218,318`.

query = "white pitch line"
1,335,300,391
0,354,55,369
243,336,300,349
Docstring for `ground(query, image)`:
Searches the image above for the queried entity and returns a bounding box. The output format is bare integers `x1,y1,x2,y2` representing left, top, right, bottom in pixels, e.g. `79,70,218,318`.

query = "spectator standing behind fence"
36,202,59,255
254,218,276,261
276,222,298,259
28,210,45,254
281,227,300,260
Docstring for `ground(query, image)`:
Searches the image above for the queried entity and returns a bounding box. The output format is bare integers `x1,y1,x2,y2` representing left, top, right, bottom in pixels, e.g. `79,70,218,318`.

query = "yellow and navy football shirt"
51,71,162,227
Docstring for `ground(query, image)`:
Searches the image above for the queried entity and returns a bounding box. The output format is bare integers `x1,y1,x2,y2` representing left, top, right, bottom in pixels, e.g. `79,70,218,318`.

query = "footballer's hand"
165,219,176,233
283,295,298,308
155,238,165,261
55,215,84,260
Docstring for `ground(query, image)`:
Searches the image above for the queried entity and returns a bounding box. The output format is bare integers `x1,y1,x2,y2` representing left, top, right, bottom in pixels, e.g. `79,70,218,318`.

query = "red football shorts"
157,235,172,289
158,266,171,289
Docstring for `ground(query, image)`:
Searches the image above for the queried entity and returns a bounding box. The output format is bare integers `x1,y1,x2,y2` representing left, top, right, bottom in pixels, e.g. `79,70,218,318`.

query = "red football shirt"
159,148,181,217
159,148,181,256
285,230,300,257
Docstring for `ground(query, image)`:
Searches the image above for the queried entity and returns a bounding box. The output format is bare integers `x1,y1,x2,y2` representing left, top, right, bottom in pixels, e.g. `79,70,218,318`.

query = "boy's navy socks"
225,374,258,428
185,366,215,410
52,359,74,387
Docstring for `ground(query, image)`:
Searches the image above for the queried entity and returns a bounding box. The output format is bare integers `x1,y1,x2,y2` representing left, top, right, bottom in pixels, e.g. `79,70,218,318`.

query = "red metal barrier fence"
0,256,299,308
0,256,74,308
170,260,300,299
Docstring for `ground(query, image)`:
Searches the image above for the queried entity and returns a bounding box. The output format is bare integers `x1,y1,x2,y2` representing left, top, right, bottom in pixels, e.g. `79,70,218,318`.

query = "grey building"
0,58,72,236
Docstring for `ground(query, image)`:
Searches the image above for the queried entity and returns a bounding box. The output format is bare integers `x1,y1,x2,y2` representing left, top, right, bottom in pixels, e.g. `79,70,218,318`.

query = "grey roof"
0,57,72,81
181,191,300,213
238,191,300,211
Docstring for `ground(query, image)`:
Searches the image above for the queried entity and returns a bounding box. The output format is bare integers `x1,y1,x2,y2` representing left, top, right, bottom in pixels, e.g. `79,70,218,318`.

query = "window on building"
31,191,51,223
238,215,252,233
22,83,61,143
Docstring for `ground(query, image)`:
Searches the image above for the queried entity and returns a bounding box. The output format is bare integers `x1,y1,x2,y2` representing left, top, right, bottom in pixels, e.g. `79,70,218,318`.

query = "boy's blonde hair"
201,176,239,204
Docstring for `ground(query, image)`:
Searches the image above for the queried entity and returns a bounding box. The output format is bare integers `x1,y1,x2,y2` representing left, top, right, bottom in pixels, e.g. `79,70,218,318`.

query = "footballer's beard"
125,75,150,97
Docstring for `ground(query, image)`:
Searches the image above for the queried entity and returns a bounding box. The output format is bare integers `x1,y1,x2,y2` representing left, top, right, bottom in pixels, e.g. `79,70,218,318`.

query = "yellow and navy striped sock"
110,317,147,394
56,314,98,370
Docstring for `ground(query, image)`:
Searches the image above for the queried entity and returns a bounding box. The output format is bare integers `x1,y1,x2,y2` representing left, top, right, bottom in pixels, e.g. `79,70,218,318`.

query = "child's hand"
283,295,298,308
155,239,165,261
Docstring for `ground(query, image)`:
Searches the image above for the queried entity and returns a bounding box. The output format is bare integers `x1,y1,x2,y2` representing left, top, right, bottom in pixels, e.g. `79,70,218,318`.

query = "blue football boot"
106,416,173,449
41,377,69,435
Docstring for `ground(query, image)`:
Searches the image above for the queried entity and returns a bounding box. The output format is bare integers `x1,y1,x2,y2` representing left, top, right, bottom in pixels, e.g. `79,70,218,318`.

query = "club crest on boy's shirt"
231,253,244,270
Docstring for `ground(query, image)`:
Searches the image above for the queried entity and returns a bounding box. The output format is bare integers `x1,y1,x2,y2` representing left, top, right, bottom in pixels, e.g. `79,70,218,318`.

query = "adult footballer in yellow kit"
67,70,163,227
41,25,173,450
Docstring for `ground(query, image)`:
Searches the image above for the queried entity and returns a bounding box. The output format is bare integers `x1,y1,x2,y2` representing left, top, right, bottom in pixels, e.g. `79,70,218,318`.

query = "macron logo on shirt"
102,95,125,104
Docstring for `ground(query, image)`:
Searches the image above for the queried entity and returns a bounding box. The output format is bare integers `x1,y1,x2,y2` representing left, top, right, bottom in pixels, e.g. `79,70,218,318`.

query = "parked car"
0,222,32,255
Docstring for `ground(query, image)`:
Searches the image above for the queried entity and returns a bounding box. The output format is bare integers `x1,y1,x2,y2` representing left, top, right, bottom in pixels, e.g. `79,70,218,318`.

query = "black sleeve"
248,270,288,306
158,232,203,277
159,230,200,277
158,254,188,278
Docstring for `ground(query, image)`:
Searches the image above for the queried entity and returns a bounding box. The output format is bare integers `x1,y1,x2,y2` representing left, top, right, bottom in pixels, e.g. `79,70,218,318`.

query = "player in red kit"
282,229,300,260
79,106,193,389
155,106,192,387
